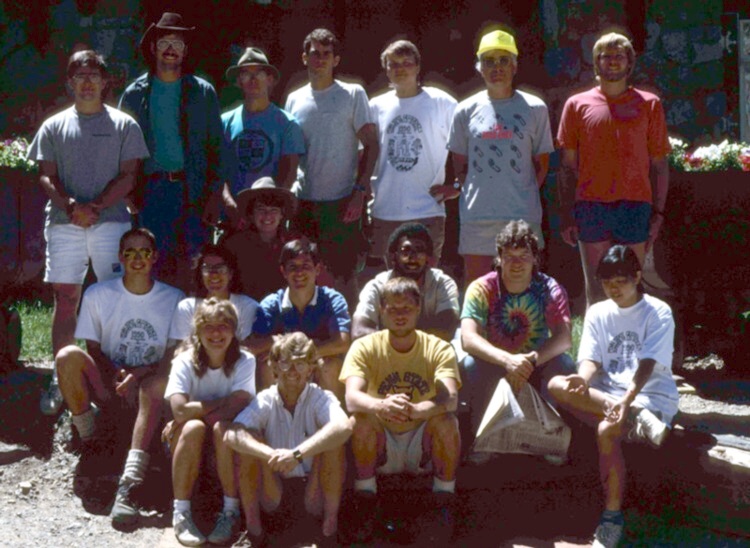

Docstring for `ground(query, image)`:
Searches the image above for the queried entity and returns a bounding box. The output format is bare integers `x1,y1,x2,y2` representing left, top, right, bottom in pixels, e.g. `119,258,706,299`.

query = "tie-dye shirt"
461,271,570,353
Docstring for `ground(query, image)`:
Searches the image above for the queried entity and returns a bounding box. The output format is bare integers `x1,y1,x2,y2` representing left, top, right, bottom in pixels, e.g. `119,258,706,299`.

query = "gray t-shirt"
448,89,553,224
28,104,149,224
285,80,372,201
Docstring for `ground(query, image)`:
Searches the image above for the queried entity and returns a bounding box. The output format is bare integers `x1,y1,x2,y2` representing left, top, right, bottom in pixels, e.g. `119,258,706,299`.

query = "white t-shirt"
164,348,256,402
285,80,373,201
577,294,679,424
447,89,554,224
368,87,457,220
169,294,259,342
354,268,459,329
75,278,184,367
233,383,347,478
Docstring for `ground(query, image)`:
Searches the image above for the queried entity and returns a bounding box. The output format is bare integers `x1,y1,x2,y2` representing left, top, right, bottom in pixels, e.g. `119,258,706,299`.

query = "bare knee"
139,373,167,404
179,419,207,444
351,412,380,440
546,375,568,402
597,419,623,449
426,413,459,440
55,345,89,375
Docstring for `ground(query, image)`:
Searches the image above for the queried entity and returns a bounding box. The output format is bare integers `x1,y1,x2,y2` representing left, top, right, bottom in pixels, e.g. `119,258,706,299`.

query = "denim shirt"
118,73,232,205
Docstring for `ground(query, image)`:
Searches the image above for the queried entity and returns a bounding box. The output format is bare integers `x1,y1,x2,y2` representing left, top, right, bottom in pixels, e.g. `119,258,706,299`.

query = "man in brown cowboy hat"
221,47,305,230
118,12,231,292
222,176,299,301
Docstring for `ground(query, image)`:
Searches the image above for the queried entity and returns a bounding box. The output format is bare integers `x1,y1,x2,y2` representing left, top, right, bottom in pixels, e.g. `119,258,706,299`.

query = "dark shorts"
291,198,368,277
574,200,651,244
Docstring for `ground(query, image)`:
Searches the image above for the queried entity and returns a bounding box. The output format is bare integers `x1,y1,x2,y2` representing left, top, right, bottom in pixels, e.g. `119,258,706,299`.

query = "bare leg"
236,434,282,537
350,412,386,480
213,421,236,498
130,372,167,451
597,419,626,511
462,255,495,289
171,420,206,500
423,413,460,482
306,445,346,537
51,283,82,355
56,346,112,414
315,356,344,402
578,240,612,309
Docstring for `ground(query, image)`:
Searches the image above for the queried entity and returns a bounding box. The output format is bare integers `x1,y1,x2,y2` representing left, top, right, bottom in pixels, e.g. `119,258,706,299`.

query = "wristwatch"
452,180,462,190
293,449,303,463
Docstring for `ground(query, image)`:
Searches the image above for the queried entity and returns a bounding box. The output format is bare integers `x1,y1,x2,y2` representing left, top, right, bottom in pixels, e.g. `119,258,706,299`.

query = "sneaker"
232,530,266,547
40,377,64,416
629,406,668,447
110,478,141,527
592,519,624,548
207,509,240,545
174,509,206,546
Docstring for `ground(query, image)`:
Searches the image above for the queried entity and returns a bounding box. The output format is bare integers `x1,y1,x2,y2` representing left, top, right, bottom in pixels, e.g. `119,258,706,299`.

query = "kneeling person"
547,245,679,548
341,277,461,542
164,298,256,546
224,333,352,543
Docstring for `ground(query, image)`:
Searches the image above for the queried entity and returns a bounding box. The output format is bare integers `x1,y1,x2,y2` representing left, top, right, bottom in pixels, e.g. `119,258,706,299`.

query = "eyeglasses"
502,252,534,264
238,70,268,82
387,59,417,70
156,39,186,52
71,73,103,84
481,56,514,68
201,264,230,275
122,248,154,260
276,359,312,373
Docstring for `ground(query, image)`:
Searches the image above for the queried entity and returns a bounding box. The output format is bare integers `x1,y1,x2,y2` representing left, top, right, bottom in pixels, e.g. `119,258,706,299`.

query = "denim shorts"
574,200,651,244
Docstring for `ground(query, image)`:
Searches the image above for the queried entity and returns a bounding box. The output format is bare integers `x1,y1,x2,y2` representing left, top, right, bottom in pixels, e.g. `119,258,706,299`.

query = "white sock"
122,449,149,482
433,477,456,494
173,499,191,523
223,496,240,513
71,409,95,440
354,477,377,494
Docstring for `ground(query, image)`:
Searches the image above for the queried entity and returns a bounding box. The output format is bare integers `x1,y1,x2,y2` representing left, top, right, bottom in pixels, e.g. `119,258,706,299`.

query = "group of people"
26,10,679,548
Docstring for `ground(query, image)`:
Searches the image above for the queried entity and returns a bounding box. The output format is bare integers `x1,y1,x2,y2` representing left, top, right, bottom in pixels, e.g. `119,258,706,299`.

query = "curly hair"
268,332,323,371
187,298,241,378
191,244,240,297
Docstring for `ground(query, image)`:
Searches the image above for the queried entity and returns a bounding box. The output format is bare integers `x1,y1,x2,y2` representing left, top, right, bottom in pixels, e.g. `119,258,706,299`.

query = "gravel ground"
1,363,749,548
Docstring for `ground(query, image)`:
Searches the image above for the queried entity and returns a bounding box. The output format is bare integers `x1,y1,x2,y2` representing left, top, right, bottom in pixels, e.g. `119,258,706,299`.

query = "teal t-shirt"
149,78,184,171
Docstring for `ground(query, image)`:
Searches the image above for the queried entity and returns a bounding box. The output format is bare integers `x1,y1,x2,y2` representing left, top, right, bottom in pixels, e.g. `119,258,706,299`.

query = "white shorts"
377,421,431,476
44,221,130,284
459,219,545,256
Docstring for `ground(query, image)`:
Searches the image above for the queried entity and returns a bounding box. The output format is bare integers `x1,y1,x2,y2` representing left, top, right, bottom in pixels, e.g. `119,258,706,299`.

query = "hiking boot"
174,509,206,546
207,509,240,545
592,518,624,548
628,406,668,447
110,478,141,528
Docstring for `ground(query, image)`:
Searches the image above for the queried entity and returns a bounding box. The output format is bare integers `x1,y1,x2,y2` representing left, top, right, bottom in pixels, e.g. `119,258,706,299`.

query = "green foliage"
669,137,750,172
13,299,52,362
568,315,583,360
0,136,36,172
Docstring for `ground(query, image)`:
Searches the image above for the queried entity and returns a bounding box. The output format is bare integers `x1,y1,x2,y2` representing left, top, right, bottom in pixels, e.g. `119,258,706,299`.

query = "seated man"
54,228,184,528
341,277,461,543
547,245,679,548
250,238,350,399
352,222,459,342
224,332,352,544
460,220,573,435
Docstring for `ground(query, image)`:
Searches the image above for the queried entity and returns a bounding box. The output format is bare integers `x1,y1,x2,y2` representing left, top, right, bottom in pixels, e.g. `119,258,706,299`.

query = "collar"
281,286,319,311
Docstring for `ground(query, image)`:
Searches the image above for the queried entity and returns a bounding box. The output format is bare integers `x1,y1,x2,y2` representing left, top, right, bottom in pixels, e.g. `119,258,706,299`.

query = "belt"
149,170,186,182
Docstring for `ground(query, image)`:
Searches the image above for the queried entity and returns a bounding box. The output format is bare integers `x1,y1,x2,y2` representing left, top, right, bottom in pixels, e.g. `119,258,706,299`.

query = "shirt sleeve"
435,272,460,315
556,97,578,150
164,353,194,399
235,296,259,340
328,289,351,333
647,98,671,159
531,102,555,156
447,106,469,155
169,298,194,341
351,86,373,133
313,388,349,428
431,337,462,389
640,302,675,366
119,116,150,161
234,391,269,430
74,287,102,342
544,277,571,329
27,122,55,163
352,278,380,325
459,278,490,327
230,352,257,397
339,337,371,383
281,116,306,156
576,306,602,365
251,294,277,336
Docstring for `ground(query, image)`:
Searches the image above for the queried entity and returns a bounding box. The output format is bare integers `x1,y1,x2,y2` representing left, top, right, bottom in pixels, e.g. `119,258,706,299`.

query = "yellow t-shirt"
340,330,461,434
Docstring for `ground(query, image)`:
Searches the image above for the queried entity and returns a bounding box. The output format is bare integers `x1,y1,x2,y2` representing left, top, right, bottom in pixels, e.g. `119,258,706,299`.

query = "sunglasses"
156,39,186,52
122,248,154,260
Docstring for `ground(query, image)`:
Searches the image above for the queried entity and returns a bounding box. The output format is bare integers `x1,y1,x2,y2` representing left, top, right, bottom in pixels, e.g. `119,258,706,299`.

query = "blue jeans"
460,352,576,436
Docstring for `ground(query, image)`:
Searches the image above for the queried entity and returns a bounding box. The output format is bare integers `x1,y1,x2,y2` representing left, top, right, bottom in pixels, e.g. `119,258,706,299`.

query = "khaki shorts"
370,216,446,264
459,220,545,256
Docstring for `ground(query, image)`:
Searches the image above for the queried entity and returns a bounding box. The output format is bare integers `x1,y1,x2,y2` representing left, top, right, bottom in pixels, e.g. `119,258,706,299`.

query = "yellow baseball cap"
477,30,518,57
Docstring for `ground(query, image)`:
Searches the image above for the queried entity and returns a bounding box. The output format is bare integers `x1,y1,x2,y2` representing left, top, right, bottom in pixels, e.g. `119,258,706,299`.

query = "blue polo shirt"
253,286,351,341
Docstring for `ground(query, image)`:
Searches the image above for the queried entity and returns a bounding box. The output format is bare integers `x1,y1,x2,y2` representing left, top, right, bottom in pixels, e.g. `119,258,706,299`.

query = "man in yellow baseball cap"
446,28,554,286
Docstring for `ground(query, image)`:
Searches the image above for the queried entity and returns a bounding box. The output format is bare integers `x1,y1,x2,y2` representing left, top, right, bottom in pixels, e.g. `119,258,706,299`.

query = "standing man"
460,220,573,435
557,32,671,307
341,277,461,543
448,29,554,286
53,228,183,528
369,39,457,265
352,223,459,342
285,28,379,305
27,50,149,412
119,12,229,290
222,48,305,229
557,32,670,307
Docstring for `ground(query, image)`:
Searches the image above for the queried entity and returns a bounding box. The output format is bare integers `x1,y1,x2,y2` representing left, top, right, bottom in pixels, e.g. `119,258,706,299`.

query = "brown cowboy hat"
236,177,297,218
139,12,195,58
225,47,280,81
